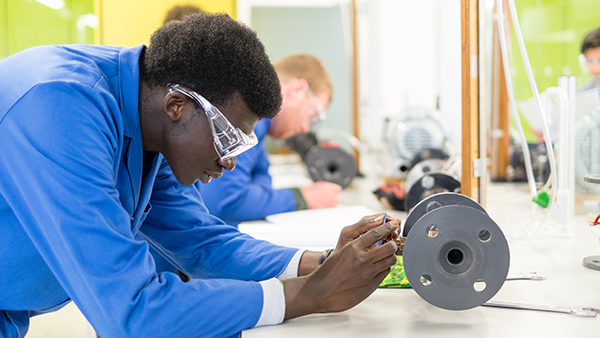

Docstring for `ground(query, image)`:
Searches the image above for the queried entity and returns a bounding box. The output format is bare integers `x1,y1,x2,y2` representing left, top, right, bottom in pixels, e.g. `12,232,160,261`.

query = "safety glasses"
305,85,326,124
168,84,258,161
585,56,600,67
579,54,600,70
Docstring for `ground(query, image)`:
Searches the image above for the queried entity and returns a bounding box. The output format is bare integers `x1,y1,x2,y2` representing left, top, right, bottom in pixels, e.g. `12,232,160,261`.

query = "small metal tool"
505,271,546,281
374,214,387,247
482,301,599,318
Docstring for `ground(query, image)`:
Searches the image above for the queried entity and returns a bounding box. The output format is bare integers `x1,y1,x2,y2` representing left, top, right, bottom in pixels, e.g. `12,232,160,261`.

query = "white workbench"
241,172,600,337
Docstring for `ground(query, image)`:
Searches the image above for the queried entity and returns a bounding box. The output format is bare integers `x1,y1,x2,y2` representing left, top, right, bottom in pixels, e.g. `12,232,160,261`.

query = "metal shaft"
482,301,597,318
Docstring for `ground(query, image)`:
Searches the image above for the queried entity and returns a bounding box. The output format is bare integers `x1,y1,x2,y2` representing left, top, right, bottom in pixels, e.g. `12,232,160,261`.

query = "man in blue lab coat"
198,54,342,225
0,12,399,338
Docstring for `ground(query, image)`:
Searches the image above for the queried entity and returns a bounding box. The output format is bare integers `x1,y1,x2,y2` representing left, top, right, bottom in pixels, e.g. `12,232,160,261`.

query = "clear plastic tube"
506,0,558,211
546,86,572,236
496,0,562,237
495,0,537,197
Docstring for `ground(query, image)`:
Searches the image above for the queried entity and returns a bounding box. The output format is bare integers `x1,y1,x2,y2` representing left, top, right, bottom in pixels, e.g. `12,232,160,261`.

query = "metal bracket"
394,237,406,252
473,158,486,178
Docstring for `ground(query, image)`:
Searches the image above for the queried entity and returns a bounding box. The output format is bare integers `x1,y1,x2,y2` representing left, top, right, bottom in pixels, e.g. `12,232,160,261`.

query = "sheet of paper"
517,88,600,142
239,205,378,250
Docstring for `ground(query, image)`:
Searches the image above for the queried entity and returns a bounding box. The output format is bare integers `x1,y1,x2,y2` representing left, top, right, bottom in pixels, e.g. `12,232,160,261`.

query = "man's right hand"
299,181,342,209
282,220,399,320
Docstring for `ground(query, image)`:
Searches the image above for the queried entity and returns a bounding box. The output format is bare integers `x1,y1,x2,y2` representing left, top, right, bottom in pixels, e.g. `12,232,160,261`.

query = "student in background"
525,27,600,143
198,54,343,225
575,27,600,124
580,27,600,91
163,4,204,25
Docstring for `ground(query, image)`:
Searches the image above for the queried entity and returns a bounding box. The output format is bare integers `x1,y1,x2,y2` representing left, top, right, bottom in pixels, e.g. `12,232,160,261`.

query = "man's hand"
334,213,400,251
282,220,399,320
300,181,342,209
296,214,401,276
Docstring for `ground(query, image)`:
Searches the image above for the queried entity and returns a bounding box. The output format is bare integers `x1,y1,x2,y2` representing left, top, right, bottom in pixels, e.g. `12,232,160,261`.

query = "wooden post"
490,0,510,181
461,0,483,202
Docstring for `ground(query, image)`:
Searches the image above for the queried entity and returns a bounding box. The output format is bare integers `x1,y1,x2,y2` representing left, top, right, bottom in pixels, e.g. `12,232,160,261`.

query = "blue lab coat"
0,45,297,338
198,119,300,225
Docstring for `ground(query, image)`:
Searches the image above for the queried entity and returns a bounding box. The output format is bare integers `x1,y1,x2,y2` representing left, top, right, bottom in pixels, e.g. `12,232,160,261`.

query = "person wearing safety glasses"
0,13,399,338
198,54,343,225
580,27,600,92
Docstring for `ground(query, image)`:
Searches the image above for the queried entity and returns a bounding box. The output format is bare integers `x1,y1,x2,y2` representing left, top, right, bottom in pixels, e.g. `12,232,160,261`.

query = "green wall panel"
1,0,7,59
512,0,600,99
2,0,95,60
508,0,600,141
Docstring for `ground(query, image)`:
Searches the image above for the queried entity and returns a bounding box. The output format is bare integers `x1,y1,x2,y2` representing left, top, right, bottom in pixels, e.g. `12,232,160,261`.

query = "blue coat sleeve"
198,141,297,224
0,82,296,338
139,157,298,281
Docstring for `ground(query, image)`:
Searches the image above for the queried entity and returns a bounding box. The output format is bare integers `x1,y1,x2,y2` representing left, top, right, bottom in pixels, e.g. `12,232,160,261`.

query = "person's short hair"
273,54,333,99
143,13,282,119
163,4,203,25
581,27,600,54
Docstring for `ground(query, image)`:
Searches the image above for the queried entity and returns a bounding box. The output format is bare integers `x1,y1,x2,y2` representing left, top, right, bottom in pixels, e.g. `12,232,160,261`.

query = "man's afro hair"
142,12,282,119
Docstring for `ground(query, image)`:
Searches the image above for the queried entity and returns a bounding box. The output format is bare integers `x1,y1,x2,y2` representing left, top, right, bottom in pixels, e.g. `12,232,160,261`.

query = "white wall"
239,0,463,173
360,0,462,173
437,0,462,152
238,0,348,25
360,0,441,148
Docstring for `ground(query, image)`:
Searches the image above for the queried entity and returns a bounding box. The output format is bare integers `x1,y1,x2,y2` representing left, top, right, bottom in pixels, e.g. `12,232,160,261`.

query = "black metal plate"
404,173,460,212
305,147,356,189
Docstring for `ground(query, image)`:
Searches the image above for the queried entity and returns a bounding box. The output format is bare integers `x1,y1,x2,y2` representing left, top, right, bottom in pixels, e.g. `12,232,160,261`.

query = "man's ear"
291,77,308,93
161,91,188,122
283,77,308,101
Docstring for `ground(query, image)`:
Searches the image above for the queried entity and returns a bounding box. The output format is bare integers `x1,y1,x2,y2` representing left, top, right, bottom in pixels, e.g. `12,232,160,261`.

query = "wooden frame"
490,1,510,181
461,0,486,204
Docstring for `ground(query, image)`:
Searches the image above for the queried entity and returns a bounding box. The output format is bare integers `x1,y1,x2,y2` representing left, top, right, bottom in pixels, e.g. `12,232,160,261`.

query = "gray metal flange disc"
402,192,487,237
403,205,510,310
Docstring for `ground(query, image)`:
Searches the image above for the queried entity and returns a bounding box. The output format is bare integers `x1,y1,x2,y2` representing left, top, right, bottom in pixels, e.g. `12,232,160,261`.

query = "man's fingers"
355,222,399,249
350,213,393,236
373,267,392,286
386,215,402,228
359,213,386,229
336,214,401,252
372,250,398,269
368,255,397,287
369,241,398,262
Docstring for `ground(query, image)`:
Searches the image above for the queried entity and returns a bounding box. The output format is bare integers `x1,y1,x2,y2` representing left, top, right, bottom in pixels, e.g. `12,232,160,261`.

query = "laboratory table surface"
241,176,600,337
